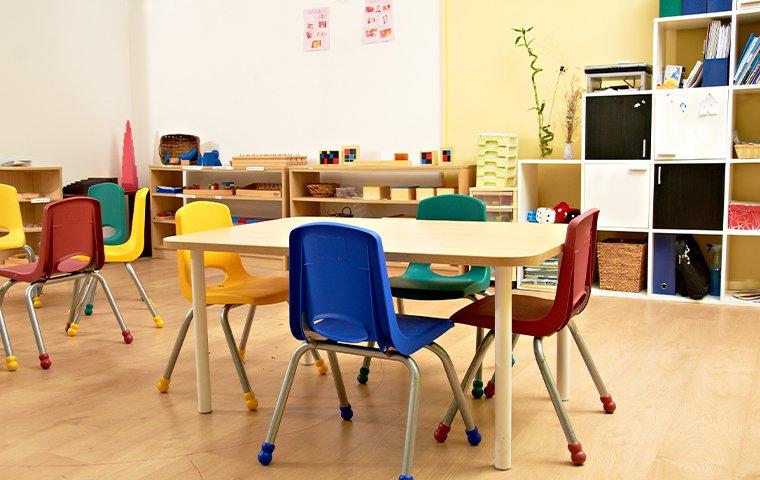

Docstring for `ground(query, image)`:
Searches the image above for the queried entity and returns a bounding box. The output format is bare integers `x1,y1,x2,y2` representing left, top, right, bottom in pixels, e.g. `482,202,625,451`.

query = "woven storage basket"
306,183,338,198
735,143,760,159
159,134,200,162
597,239,647,292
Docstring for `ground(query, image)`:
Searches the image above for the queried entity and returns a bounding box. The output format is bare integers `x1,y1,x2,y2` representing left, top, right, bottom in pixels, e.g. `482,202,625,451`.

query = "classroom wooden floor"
0,258,758,480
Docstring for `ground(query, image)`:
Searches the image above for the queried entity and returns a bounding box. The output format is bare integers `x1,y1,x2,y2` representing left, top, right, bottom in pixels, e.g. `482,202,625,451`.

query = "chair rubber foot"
258,442,275,466
399,475,413,480
39,353,51,370
339,404,353,421
67,323,79,337
33,296,42,308
484,380,495,399
357,367,370,385
244,391,258,411
433,422,451,443
84,304,93,316
122,331,134,344
568,442,586,465
466,427,481,446
157,377,170,393
64,321,71,334
6,355,18,372
315,358,328,375
601,394,616,414
471,379,484,399
237,348,246,362
153,315,164,328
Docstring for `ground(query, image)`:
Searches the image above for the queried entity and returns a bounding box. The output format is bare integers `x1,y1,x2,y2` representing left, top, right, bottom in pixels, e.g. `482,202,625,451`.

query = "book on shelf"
684,60,703,88
703,20,731,60
735,34,760,85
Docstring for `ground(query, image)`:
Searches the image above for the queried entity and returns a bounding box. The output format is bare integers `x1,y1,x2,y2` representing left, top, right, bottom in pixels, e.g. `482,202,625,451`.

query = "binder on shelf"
682,0,707,14
707,0,732,12
702,58,729,87
660,0,682,17
653,234,677,296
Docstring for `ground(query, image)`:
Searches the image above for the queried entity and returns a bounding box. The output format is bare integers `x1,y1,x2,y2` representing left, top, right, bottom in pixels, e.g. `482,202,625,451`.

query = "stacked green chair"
357,194,493,397
89,182,128,246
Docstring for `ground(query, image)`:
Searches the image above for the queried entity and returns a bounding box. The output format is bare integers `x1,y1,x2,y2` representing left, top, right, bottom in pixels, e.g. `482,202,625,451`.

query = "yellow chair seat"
104,242,139,263
205,274,289,306
0,230,26,251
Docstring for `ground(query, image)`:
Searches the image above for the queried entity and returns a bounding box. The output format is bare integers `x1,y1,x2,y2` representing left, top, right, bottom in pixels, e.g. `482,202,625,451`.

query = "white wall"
0,0,134,185
133,0,442,164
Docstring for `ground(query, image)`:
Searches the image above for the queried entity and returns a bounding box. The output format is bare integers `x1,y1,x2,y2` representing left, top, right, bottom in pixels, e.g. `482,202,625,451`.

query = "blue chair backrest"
289,223,400,350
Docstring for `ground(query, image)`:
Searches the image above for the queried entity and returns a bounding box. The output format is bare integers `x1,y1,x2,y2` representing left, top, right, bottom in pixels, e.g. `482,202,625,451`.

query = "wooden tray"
182,189,234,196
231,155,307,168
236,189,282,198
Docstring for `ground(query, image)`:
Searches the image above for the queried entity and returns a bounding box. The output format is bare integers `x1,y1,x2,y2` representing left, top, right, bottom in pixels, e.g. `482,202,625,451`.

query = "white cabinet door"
653,88,728,160
583,163,650,229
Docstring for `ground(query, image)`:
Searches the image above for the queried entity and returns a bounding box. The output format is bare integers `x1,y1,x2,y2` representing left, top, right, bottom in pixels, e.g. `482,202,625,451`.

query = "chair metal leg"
91,272,133,344
0,280,17,371
398,355,421,480
357,341,376,384
435,330,495,442
24,283,50,369
567,320,616,413
68,277,95,332
157,308,193,393
473,327,485,398
326,350,353,420
534,337,586,465
65,278,85,336
426,342,480,447
237,305,256,361
21,246,42,306
83,275,97,316
258,342,313,466
125,262,163,328
220,305,257,411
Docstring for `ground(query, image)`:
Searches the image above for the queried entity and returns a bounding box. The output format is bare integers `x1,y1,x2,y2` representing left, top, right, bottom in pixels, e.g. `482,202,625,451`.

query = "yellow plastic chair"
156,201,328,411
67,188,162,336
0,184,41,308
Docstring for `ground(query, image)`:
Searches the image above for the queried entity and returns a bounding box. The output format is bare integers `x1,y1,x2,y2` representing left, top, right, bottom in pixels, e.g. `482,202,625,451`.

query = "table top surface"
164,217,567,267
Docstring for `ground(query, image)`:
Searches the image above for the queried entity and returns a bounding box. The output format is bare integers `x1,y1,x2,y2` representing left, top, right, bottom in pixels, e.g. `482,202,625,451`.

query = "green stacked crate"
476,133,518,188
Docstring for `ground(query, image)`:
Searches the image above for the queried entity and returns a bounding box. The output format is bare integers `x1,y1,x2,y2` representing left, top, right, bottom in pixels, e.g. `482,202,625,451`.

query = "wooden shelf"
655,11,732,31
152,192,281,202
149,165,286,173
290,164,474,173
152,217,176,225
292,196,419,205
733,84,760,95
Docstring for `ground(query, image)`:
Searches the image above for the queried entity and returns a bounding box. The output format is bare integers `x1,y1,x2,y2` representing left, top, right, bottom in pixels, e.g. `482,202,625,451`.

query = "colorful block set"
319,150,340,165
441,148,453,163
420,151,439,165
341,145,360,163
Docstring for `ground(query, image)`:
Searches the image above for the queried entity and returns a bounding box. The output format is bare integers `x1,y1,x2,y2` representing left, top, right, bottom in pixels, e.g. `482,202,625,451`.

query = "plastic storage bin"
660,0,682,17
707,0,731,12
702,57,729,87
682,0,707,14
469,188,515,207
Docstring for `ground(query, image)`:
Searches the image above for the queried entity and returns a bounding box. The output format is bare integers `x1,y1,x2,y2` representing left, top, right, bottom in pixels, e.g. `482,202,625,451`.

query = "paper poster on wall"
304,7,330,51
364,0,394,43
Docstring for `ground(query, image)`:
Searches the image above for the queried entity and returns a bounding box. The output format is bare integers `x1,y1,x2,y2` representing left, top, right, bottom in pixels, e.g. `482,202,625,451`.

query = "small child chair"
0,197,132,370
434,209,615,465
357,194,492,398
66,186,162,335
257,223,481,480
156,201,328,411
0,184,42,308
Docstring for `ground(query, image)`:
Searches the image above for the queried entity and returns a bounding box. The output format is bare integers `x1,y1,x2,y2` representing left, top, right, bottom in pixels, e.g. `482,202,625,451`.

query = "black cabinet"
653,164,725,230
585,94,652,160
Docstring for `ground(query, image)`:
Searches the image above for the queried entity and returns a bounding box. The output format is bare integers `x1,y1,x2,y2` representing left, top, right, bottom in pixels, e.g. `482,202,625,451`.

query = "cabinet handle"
658,166,662,185
642,139,647,158
629,166,648,172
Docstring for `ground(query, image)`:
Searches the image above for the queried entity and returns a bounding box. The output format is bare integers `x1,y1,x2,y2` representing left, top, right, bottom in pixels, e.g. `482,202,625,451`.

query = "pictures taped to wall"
364,0,394,43
304,7,330,51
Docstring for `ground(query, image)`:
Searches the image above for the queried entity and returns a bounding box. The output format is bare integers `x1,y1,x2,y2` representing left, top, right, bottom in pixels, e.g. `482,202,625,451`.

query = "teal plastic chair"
87,183,128,246
357,194,492,397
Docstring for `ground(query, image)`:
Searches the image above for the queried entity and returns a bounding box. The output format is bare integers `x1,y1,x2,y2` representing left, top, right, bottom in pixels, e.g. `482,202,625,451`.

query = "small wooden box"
236,189,282,198
420,151,439,165
341,145,360,163
436,187,456,196
363,185,391,200
416,187,436,200
390,187,416,201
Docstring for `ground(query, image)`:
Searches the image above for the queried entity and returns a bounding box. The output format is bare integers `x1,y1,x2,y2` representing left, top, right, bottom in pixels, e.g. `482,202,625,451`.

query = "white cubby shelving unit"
517,3,760,307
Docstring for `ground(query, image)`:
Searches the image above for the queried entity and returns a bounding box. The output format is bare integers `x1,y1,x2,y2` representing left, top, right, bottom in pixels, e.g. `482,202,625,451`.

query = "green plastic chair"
357,194,492,396
87,183,128,246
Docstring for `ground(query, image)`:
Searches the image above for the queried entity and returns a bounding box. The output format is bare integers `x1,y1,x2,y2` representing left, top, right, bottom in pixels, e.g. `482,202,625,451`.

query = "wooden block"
394,152,409,161
363,185,391,200
390,187,416,201
416,187,436,200
436,187,456,196
419,151,439,165
319,149,341,165
341,145,360,163
235,189,282,198
441,148,453,163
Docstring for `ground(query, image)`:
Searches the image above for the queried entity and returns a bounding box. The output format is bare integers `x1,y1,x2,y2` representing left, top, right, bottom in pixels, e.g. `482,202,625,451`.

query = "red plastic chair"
434,209,615,465
0,197,132,370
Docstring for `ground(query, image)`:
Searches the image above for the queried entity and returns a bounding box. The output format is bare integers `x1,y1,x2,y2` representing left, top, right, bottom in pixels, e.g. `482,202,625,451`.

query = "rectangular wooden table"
164,216,567,471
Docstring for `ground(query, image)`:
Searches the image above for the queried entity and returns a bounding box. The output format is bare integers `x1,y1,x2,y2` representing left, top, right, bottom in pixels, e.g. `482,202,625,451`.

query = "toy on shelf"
121,121,138,191
231,154,307,169
306,183,338,197
553,201,571,223
237,182,282,199
159,134,200,165
528,201,579,224
183,182,235,196
179,148,198,166
156,210,175,219
155,186,183,194
536,207,556,223
391,186,416,201
232,216,273,225
476,133,518,187
441,148,453,163
198,150,221,167
416,187,436,200
336,186,359,198
319,150,340,165
341,145,360,163
363,185,391,200
420,150,439,165
394,152,409,161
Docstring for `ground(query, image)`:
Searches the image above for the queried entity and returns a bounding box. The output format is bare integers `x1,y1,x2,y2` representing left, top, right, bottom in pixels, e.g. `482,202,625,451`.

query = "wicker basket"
597,239,647,293
306,183,338,197
159,134,200,164
735,143,760,159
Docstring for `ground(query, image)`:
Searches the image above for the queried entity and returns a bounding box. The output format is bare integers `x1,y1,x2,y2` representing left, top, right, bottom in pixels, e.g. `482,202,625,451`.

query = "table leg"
493,266,512,470
190,250,212,414
557,326,571,402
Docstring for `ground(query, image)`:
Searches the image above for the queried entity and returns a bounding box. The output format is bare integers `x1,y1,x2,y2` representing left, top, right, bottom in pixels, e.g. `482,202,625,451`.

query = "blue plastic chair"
258,223,481,480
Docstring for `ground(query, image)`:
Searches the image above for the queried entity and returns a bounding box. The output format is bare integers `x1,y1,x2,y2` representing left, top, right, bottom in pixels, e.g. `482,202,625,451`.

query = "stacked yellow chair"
156,201,328,411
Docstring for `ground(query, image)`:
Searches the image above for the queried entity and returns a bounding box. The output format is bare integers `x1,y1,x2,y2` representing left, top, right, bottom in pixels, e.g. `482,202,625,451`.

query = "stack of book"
735,34,760,86
704,20,731,60
521,256,559,289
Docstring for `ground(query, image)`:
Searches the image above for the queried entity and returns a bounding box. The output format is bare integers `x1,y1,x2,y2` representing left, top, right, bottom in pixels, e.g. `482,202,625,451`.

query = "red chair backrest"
36,197,105,277
544,209,599,335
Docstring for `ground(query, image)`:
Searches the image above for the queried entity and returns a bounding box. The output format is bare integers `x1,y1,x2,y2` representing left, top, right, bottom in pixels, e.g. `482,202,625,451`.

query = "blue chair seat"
391,264,491,301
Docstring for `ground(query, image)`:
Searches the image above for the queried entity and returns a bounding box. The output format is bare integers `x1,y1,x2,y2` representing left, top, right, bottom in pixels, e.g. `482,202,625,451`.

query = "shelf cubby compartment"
732,92,760,160
728,163,760,233
594,231,649,296
725,234,760,306
651,232,723,302
653,163,725,231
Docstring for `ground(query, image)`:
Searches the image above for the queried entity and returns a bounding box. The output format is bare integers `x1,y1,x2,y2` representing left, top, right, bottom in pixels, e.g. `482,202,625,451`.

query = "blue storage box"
702,57,729,87
707,0,732,12
682,0,707,14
